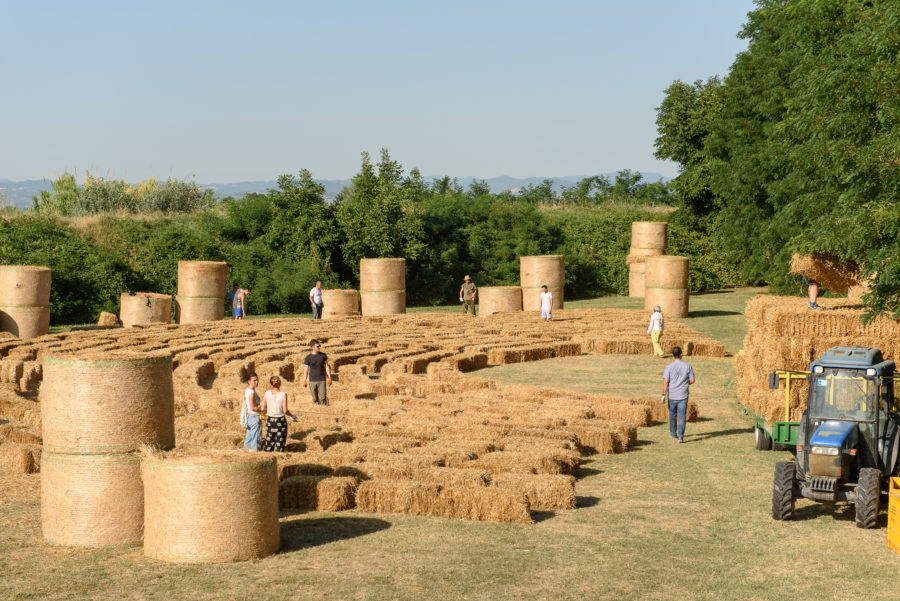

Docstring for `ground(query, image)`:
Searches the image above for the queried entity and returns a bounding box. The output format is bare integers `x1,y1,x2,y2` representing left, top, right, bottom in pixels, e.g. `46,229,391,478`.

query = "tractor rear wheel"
754,427,772,451
772,461,796,521
855,467,881,529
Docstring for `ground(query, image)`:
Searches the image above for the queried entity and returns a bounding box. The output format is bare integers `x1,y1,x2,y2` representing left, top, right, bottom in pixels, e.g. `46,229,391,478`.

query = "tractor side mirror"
768,372,780,390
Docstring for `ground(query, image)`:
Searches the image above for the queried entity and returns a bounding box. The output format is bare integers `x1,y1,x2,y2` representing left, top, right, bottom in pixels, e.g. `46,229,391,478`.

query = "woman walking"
243,373,262,451
647,305,664,357
261,376,293,452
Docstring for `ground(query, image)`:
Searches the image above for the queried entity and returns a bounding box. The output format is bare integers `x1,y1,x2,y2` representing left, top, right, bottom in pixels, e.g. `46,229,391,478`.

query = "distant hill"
1,172,669,209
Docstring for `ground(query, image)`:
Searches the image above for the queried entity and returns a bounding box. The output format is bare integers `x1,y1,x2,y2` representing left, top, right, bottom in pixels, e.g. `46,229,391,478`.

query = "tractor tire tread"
855,467,880,529
772,461,796,521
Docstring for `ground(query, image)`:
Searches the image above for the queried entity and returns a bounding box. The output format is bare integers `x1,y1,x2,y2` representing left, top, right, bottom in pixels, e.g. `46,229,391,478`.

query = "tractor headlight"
866,368,876,376
810,446,840,456
813,366,824,374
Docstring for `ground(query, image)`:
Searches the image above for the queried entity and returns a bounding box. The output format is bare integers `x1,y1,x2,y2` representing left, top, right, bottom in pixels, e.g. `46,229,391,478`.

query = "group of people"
228,281,326,321
242,338,333,452
647,305,695,443
458,275,554,320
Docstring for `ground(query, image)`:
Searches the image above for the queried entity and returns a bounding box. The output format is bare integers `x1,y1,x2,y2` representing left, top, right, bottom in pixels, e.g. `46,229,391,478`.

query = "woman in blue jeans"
243,373,262,450
662,346,696,443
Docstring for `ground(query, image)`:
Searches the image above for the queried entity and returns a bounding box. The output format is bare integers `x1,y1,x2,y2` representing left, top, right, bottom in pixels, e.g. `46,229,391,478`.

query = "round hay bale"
644,287,689,318
0,265,51,306
478,286,522,316
0,304,50,339
625,248,663,264
628,262,646,298
630,221,667,251
174,296,225,324
321,289,359,318
360,258,406,316
644,255,689,289
40,352,175,454
41,452,143,547
520,255,564,311
120,292,172,328
141,450,279,563
177,261,228,298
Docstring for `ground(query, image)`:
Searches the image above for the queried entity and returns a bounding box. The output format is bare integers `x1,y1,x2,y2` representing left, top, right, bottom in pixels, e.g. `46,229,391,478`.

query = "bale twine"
40,352,175,454
628,262,646,298
174,296,225,324
478,286,522,316
644,287,689,318
520,255,564,311
360,258,406,316
322,289,359,318
630,221,667,252
0,265,51,305
177,261,228,298
41,452,144,547
120,292,172,328
141,450,279,563
0,305,50,339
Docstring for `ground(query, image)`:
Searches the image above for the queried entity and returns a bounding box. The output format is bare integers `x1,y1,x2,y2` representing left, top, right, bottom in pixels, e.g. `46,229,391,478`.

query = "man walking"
309,280,324,319
302,339,332,405
459,275,477,315
662,346,695,443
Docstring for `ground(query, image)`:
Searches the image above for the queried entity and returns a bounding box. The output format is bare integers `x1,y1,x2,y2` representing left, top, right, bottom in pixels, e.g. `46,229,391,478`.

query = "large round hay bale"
41,452,143,547
360,258,406,316
174,296,225,324
142,450,279,563
177,261,227,298
628,262,646,298
0,265,51,306
0,305,50,339
644,255,689,289
520,255,564,311
644,287,689,318
630,221,667,252
321,289,359,318
120,292,172,328
41,352,175,454
478,286,522,316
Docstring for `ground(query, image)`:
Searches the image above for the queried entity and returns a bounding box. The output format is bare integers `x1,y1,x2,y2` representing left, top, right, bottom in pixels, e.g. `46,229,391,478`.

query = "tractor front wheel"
755,427,772,451
855,467,881,529
772,461,796,521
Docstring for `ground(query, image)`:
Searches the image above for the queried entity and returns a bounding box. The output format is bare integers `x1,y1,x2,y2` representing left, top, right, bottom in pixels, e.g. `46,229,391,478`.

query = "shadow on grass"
686,427,752,442
532,511,557,523
790,503,857,524
576,496,600,508
279,516,391,551
577,467,602,477
687,310,742,318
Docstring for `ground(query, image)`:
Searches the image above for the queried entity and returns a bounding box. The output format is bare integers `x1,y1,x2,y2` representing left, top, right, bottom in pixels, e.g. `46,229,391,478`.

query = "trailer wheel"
754,427,772,451
854,467,880,529
772,461,795,521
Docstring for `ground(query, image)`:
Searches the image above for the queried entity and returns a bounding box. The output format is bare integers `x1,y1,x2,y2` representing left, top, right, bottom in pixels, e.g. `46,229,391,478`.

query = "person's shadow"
279,515,391,552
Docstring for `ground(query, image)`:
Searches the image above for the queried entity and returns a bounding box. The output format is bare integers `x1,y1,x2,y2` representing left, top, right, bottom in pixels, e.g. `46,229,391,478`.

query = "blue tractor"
771,346,900,528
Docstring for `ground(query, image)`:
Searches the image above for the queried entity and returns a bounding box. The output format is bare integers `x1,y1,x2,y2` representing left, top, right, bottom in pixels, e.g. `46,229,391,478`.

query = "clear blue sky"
1,1,752,183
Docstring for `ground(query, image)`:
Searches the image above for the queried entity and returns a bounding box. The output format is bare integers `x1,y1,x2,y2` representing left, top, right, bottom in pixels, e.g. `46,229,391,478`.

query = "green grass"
8,286,900,601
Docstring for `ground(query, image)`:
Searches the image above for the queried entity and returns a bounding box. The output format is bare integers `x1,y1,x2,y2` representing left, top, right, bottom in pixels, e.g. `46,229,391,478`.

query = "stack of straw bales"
322,289,359,318
0,265,51,339
175,261,227,324
39,351,175,547
627,222,666,297
644,256,689,318
142,449,279,562
120,292,173,328
790,252,859,293
520,255,564,311
360,258,406,316
735,295,900,425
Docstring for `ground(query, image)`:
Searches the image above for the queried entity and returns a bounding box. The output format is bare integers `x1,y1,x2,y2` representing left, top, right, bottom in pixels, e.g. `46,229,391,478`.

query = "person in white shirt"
242,373,262,451
647,305,664,357
540,285,553,321
309,280,324,319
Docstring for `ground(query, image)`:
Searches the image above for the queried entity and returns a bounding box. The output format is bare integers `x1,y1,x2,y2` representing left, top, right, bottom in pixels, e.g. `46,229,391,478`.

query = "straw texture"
41,452,144,547
40,352,175,454
120,292,172,328
789,253,859,293
175,296,225,324
360,258,406,316
141,450,279,563
177,261,228,298
0,305,50,339
520,255,564,311
322,289,359,318
630,222,667,251
478,286,522,316
0,265,51,306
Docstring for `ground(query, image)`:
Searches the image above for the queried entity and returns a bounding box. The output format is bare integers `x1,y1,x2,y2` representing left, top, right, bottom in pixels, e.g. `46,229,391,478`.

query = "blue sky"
1,1,752,183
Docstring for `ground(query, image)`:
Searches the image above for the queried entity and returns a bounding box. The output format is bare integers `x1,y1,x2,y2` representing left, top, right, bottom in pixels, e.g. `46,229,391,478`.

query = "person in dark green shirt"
459,275,477,315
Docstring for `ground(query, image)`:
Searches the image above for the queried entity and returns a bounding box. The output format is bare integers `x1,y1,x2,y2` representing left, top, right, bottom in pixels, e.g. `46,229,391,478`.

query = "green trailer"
743,370,808,450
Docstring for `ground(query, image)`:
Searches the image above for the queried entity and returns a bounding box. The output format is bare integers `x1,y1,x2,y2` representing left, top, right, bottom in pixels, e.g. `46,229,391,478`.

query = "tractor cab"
772,346,900,528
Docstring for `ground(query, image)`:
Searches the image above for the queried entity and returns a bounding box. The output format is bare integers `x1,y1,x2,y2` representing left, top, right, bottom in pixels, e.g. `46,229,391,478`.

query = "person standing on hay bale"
540,284,553,321
303,339,332,405
309,280,324,319
803,276,823,310
459,275,477,315
242,373,262,451
662,346,695,443
647,305,664,357
261,376,295,452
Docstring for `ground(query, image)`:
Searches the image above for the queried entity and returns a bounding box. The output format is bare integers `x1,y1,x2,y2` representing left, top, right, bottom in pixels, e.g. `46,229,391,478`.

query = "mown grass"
7,287,900,601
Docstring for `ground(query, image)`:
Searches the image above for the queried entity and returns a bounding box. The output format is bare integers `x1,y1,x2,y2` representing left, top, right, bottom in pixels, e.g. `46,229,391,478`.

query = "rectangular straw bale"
435,486,532,523
466,450,580,476
492,473,576,510
0,442,36,473
279,463,334,480
279,476,357,511
790,253,859,293
0,422,41,445
356,480,443,516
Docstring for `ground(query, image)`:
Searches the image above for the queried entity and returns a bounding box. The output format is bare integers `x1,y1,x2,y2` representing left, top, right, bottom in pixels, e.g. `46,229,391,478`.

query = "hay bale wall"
120,292,172,328
520,255,564,311
360,258,406,316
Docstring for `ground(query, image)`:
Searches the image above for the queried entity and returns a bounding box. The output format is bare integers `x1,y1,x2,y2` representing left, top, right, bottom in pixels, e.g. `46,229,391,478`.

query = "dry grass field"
2,289,900,600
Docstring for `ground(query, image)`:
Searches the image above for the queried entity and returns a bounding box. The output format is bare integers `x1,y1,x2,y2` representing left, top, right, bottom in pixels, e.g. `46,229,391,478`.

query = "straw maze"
0,309,724,524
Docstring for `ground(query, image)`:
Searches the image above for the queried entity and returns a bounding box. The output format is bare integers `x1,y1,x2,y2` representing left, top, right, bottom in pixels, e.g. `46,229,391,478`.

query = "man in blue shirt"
662,346,696,443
